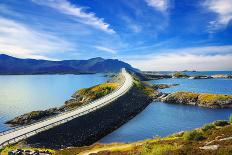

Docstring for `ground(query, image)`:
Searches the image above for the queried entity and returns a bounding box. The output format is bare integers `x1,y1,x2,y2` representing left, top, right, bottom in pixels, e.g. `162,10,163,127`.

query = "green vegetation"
183,130,205,141
198,93,232,105
75,83,119,100
133,76,157,97
202,123,216,132
141,143,180,155
230,114,232,123
214,120,230,126
172,72,189,78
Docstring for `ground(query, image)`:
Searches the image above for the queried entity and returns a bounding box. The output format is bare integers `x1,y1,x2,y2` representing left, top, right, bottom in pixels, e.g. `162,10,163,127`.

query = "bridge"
0,68,134,148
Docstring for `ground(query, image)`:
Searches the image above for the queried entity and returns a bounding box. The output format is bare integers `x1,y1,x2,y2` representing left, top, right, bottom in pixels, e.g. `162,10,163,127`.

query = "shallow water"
0,74,107,132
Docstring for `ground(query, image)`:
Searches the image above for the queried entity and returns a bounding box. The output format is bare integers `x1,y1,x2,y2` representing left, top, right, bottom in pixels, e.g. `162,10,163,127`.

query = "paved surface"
0,68,133,148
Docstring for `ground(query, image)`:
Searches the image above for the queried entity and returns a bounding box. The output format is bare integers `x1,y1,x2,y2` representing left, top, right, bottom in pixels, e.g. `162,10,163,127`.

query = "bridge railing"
0,69,133,148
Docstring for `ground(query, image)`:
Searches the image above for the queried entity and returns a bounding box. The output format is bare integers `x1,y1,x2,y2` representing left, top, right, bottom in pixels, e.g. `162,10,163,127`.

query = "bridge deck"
0,68,133,148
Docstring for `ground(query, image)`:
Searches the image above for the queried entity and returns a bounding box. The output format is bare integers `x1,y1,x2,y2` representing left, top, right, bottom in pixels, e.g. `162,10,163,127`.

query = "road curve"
0,68,133,148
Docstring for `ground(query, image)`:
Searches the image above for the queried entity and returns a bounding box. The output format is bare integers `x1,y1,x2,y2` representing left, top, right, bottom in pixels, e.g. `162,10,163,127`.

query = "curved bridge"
0,68,133,148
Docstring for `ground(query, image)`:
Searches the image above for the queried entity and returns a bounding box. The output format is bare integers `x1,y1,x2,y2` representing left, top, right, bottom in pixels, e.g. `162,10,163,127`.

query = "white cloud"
32,0,115,34
204,0,232,32
0,17,73,59
145,0,169,12
95,46,116,54
124,45,232,71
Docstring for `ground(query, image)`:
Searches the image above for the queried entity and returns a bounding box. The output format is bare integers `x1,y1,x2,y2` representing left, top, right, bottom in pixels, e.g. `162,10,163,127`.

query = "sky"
0,0,232,71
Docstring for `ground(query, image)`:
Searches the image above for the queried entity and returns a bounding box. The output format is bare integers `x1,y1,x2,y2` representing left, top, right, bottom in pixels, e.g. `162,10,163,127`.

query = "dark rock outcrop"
6,109,58,126
152,84,179,90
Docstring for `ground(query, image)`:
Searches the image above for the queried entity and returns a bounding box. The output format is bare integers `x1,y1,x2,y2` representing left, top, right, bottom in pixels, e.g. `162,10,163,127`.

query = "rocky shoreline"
145,83,232,109
160,92,232,108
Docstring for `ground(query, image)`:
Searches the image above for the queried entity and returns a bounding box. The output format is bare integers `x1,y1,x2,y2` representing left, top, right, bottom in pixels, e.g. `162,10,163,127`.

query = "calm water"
0,74,107,132
149,78,232,94
100,71,232,143
100,102,232,143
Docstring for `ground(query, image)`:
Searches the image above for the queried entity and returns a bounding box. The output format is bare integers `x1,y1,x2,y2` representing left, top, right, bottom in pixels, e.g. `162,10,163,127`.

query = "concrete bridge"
0,68,134,148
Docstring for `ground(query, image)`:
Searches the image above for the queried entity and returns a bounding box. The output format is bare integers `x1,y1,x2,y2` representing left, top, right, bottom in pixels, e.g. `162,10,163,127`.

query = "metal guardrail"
0,69,133,148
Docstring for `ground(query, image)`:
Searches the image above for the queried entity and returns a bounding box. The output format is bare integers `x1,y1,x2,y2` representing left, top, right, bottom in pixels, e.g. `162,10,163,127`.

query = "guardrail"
0,69,133,148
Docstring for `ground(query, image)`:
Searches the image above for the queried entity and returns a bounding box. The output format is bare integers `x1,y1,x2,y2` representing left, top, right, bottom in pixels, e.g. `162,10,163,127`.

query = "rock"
162,92,232,108
212,74,232,79
135,71,172,80
172,72,189,78
6,109,58,126
199,145,219,150
152,84,179,90
188,75,212,79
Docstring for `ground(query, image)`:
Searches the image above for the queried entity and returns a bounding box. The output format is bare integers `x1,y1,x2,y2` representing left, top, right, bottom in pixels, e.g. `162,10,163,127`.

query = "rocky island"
161,92,232,108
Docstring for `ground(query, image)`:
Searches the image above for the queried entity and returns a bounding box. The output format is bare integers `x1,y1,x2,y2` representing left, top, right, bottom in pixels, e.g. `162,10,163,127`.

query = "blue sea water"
149,78,232,94
0,74,107,132
100,102,232,143
100,71,232,143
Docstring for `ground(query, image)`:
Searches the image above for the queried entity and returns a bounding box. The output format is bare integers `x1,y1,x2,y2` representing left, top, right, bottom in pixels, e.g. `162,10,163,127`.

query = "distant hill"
0,54,139,74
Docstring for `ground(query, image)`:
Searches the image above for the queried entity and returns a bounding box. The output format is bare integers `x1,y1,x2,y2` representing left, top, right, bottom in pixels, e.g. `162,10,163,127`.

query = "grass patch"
183,130,205,141
133,76,156,97
202,123,216,132
75,83,119,100
229,114,232,123
172,72,188,78
141,143,180,155
198,94,232,105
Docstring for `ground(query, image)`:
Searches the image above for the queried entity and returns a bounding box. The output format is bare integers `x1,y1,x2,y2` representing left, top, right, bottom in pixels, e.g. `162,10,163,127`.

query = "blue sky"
0,0,232,70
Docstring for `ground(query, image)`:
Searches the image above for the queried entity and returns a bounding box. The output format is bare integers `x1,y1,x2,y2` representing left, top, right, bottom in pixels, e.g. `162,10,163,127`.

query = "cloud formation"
145,0,169,12
204,0,232,32
32,0,115,34
125,45,232,71
95,46,116,54
0,17,73,59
